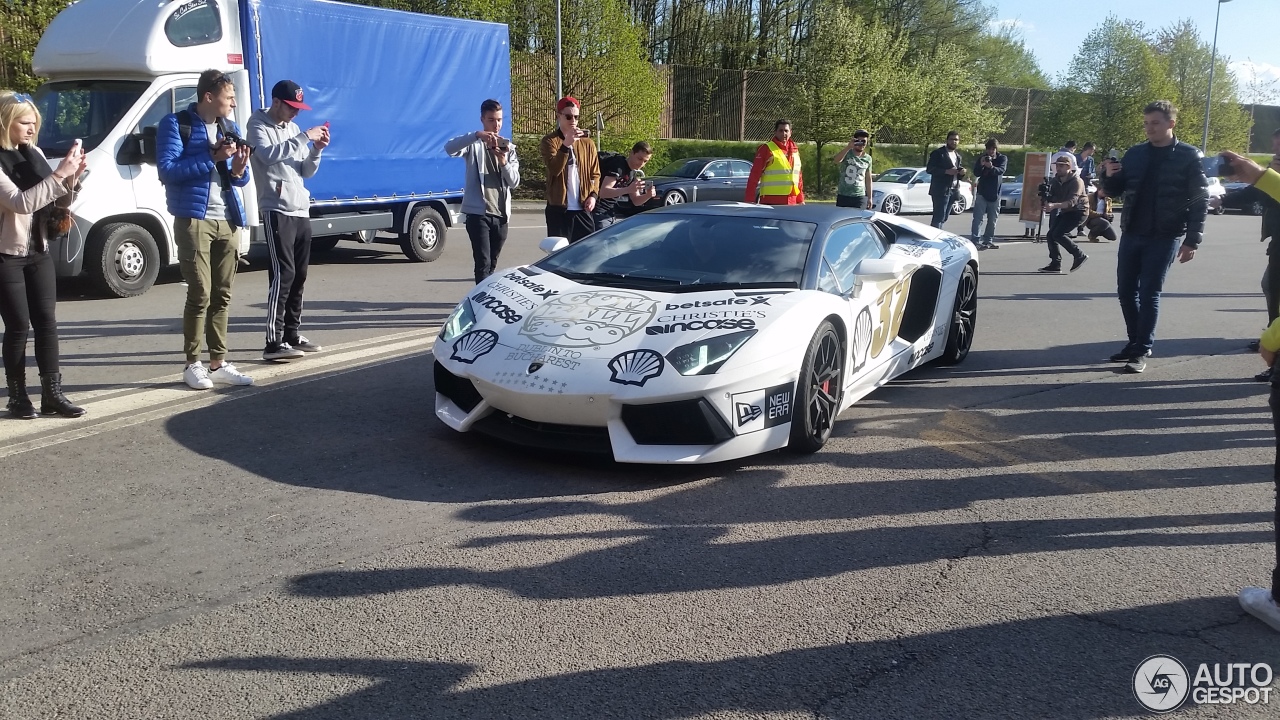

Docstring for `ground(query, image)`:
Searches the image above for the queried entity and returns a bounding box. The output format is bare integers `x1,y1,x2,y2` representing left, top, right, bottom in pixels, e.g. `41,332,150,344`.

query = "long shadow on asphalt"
180,597,1279,719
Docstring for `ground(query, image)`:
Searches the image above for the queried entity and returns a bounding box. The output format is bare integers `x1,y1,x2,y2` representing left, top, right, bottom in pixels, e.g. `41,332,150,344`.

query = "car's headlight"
439,298,477,342
665,329,756,376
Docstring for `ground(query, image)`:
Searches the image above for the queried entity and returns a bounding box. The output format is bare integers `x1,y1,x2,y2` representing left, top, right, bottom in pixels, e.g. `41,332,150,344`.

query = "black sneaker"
1109,345,1151,363
1249,339,1261,352
983,241,1000,250
1070,254,1089,272
1038,264,1061,273
263,342,305,361
1125,357,1147,373
1255,368,1273,382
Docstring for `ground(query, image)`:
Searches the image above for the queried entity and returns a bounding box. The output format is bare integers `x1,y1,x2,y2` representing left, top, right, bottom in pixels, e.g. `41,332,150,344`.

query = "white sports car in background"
871,167,974,216
433,203,978,464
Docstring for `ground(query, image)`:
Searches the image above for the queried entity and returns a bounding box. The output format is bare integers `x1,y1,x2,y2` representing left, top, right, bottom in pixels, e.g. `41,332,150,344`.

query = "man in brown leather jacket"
539,96,600,243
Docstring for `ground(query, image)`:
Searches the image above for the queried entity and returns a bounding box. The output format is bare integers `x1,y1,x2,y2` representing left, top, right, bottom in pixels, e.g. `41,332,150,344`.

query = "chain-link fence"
512,55,1280,152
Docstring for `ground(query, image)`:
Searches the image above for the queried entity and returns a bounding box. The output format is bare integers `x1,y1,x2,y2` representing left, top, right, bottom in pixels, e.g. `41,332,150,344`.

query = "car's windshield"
34,80,149,154
655,159,707,178
875,168,917,183
536,212,816,290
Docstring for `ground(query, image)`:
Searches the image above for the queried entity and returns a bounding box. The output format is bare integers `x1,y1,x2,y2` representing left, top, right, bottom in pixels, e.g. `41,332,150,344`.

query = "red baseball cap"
556,96,579,114
271,80,311,111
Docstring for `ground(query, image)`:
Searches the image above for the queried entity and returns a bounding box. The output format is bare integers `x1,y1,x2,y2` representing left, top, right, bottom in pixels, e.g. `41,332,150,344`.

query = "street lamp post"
555,0,563,100
1202,0,1234,152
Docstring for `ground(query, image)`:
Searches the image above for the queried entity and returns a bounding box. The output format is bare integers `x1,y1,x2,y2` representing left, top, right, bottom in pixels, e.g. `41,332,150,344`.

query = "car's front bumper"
435,359,799,464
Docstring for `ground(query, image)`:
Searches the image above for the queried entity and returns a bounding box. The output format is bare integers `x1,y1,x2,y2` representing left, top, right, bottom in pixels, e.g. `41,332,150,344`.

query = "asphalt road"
0,207,1277,719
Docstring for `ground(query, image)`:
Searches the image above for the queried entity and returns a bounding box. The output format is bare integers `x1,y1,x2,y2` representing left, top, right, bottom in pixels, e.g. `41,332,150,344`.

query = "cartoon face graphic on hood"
519,290,659,348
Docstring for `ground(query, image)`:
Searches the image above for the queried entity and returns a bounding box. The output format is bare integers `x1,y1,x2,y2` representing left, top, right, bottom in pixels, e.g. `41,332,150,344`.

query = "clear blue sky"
988,0,1280,101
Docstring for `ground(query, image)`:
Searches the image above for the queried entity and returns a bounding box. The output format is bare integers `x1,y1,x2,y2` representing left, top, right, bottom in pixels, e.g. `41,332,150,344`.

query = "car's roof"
646,202,876,224
667,156,746,163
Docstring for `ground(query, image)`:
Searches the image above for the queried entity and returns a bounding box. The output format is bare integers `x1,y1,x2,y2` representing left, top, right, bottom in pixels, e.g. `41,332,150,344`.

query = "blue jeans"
930,190,953,228
970,195,999,241
1116,233,1182,353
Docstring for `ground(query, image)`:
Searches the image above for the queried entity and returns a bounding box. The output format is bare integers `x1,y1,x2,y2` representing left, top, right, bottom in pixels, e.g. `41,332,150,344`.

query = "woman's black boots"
39,373,85,418
6,373,36,419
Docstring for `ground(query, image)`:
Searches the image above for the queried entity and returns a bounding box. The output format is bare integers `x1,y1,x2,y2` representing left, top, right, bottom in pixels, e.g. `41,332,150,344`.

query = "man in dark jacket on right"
1101,100,1209,373
926,131,964,228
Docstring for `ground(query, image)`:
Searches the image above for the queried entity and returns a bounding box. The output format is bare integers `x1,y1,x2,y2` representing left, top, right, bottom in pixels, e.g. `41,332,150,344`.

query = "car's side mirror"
539,236,570,254
118,126,158,166
853,257,914,282
701,171,716,179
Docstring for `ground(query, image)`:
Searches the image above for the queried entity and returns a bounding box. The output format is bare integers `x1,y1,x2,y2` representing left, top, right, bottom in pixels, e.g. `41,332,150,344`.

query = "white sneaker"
183,362,213,390
209,362,254,386
1239,587,1280,633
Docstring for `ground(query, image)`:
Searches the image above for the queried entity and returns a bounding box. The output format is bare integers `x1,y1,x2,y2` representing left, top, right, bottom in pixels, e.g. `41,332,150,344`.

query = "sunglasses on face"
853,139,867,144
11,92,33,104
561,113,579,120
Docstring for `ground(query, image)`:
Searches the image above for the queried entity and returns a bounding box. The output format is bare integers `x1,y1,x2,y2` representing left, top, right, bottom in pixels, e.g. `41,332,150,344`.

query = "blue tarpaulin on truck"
239,0,511,205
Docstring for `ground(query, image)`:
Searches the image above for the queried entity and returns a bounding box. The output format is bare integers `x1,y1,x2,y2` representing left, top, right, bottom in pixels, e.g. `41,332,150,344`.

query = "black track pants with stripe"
264,212,312,345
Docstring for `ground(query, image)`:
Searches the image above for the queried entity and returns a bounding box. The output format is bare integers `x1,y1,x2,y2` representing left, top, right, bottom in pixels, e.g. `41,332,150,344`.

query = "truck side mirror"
116,134,144,166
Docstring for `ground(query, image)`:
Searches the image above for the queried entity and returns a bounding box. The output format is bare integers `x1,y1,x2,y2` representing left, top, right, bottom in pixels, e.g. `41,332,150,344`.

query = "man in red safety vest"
745,119,804,205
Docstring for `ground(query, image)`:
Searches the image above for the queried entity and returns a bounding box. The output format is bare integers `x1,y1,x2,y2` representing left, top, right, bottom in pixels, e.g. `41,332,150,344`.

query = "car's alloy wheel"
880,195,901,214
939,264,978,364
789,321,844,453
664,190,686,205
951,196,967,215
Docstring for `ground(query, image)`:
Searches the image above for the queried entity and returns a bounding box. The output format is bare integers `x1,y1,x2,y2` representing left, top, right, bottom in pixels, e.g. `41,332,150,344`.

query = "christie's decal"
520,290,658,348
607,350,664,387
485,281,537,310
730,382,794,434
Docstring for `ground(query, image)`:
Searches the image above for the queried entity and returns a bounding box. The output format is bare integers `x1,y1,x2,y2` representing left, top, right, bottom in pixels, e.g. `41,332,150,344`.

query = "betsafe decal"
520,290,659,348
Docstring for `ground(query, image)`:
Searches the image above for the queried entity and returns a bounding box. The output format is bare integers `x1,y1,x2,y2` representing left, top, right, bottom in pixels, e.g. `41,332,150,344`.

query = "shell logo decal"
450,329,498,364
607,350,664,387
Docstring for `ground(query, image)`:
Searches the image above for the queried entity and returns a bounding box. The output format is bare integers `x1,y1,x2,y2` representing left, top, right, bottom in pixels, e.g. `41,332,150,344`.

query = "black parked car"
618,157,756,212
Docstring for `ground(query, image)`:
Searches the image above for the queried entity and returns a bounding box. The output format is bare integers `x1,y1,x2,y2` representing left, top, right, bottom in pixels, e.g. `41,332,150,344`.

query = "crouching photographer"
1038,156,1089,274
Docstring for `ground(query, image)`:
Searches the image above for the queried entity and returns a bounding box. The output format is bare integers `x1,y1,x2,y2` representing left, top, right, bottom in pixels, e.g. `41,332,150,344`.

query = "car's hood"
437,268,803,387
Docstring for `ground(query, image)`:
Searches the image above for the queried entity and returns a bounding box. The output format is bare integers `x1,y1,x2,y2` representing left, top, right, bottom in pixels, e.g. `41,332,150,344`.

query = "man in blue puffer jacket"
157,69,254,390
1100,100,1209,374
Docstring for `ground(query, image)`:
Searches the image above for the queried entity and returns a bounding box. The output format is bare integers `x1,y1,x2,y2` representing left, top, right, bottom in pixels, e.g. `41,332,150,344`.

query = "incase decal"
607,350,664,387
730,382,795,434
450,329,499,364
471,291,523,324
646,318,757,335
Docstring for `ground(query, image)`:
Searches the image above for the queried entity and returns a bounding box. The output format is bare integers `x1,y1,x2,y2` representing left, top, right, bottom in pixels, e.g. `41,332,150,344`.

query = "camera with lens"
1037,178,1053,201
216,119,254,154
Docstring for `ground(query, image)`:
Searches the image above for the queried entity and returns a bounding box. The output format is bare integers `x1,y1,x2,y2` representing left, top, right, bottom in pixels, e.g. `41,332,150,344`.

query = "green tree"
969,24,1049,90
0,0,69,92
794,4,911,194
1152,18,1250,151
1034,17,1176,153
892,43,1007,162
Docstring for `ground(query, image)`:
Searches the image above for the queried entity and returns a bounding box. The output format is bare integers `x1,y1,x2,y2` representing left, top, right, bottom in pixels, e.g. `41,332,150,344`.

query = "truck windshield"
34,81,149,154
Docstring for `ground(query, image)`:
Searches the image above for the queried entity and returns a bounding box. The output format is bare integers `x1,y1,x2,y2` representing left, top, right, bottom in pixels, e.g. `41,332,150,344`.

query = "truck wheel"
400,206,446,262
311,236,340,253
87,223,160,298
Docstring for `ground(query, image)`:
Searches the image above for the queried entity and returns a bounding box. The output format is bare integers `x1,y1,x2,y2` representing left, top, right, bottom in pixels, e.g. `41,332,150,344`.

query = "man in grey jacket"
247,80,329,361
444,99,520,283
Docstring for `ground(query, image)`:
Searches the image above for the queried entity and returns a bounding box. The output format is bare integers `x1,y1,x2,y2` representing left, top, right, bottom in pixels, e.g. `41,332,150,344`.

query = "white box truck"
30,0,512,296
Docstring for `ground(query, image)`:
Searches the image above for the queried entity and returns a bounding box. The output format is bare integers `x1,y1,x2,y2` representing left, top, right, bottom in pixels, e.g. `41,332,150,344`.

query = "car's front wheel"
663,189,686,205
939,264,978,365
880,195,901,214
789,321,844,454
951,195,968,215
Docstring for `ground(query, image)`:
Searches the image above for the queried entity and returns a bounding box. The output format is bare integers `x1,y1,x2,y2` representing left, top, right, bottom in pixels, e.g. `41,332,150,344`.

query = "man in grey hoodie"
247,80,329,361
444,99,520,283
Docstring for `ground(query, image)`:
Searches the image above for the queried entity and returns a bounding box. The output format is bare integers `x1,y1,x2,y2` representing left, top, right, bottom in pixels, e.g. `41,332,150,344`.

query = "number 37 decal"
869,271,914,360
